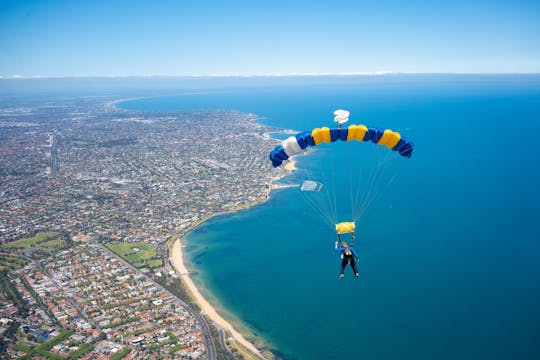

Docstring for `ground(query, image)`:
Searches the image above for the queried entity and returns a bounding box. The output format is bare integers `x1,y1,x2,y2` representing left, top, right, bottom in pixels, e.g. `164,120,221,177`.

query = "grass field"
0,254,28,271
1,232,65,270
105,241,163,269
1,232,64,250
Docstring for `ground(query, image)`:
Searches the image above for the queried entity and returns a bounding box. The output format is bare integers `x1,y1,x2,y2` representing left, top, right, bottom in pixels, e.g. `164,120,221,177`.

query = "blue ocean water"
119,75,540,359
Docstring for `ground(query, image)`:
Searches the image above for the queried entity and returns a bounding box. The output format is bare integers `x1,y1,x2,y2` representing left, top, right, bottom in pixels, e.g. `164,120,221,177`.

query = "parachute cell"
378,129,401,149
347,124,368,141
312,127,332,145
282,136,303,157
269,145,288,167
295,131,315,149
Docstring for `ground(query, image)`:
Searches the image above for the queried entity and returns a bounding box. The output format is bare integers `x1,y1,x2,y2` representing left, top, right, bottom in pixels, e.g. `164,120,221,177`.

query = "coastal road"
218,327,237,359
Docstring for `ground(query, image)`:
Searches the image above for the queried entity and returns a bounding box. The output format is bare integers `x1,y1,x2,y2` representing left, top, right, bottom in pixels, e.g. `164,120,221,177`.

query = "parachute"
333,109,350,127
269,124,414,168
268,111,414,241
336,222,355,235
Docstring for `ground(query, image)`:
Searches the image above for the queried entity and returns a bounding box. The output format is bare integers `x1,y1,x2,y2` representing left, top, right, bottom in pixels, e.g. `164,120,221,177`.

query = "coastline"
112,97,296,357
170,238,264,357
170,157,297,359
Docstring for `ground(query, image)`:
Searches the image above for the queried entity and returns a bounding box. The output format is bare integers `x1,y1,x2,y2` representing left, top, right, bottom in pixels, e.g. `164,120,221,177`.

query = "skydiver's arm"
351,247,359,258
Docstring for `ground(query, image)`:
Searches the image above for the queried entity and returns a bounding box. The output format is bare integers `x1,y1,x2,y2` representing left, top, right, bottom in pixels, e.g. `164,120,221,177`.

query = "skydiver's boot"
339,274,344,280
355,273,359,278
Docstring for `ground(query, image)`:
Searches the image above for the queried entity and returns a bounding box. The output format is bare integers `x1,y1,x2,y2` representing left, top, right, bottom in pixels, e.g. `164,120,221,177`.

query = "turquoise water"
119,75,540,359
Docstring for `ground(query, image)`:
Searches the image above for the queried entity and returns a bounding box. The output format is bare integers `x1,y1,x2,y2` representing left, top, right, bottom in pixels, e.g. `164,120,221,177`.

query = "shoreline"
170,238,265,357
112,97,296,357
170,157,297,359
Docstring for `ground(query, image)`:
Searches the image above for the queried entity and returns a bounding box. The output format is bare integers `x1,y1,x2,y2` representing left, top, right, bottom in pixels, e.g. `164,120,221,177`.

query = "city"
0,95,288,359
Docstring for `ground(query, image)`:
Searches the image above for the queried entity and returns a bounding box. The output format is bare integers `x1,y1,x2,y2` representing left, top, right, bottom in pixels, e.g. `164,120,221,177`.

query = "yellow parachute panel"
336,222,356,234
347,124,368,141
378,129,401,149
312,127,331,145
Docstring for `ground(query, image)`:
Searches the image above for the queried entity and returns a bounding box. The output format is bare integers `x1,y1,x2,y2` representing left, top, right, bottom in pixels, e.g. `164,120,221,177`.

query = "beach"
170,238,265,357
168,156,298,359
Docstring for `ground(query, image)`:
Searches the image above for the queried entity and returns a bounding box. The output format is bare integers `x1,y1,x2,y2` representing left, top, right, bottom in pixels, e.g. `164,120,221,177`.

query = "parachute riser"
336,232,355,247
336,221,356,247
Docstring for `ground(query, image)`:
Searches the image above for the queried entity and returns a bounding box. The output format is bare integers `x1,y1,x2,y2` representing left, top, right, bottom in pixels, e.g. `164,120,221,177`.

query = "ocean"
119,75,540,359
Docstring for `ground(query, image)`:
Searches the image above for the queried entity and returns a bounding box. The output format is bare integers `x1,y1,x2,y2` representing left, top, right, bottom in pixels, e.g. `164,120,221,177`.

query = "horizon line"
1,71,540,80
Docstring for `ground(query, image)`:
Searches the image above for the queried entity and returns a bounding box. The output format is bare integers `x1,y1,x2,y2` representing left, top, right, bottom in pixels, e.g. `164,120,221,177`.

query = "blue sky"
1,0,539,77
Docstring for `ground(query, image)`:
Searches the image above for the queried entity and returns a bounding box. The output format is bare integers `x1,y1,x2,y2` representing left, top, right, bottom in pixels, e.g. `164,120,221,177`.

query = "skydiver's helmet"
341,241,348,247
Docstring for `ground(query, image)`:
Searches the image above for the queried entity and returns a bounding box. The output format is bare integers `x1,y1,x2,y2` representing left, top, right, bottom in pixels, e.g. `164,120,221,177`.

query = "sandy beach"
170,238,264,358
269,158,297,190
169,156,298,359
284,159,297,171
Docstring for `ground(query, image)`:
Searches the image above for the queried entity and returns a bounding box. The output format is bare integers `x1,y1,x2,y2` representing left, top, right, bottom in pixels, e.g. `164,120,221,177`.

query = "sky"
1,0,539,77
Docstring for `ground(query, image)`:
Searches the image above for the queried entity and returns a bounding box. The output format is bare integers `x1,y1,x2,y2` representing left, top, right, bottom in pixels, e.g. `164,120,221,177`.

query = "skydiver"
335,237,359,279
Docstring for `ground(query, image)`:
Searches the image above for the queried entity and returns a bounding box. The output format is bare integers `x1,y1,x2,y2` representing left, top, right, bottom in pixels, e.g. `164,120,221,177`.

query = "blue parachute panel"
368,128,384,143
399,141,414,158
295,131,315,149
330,128,340,142
269,145,289,167
338,127,349,141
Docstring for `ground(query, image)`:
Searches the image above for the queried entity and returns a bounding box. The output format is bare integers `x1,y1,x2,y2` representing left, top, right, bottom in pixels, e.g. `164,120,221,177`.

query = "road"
218,327,237,359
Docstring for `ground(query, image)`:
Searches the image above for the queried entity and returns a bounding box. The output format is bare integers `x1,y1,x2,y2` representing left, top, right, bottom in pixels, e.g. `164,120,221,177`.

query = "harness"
337,232,356,257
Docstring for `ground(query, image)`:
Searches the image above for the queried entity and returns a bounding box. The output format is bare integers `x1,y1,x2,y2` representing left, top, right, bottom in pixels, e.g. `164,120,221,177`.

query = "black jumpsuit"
338,247,359,275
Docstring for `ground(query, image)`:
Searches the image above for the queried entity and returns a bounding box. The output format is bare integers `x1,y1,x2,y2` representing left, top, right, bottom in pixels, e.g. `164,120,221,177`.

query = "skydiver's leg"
340,258,347,278
350,258,359,277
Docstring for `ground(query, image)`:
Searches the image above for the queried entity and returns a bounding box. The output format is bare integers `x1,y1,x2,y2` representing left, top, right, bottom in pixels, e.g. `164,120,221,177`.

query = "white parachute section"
333,109,350,127
281,136,304,158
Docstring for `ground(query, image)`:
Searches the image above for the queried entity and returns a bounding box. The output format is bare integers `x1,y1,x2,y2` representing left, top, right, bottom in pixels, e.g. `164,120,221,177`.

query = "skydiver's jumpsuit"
335,245,359,276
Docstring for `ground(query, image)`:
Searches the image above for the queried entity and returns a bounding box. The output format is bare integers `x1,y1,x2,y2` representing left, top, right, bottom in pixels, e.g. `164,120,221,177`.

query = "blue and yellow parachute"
269,124,414,168
269,112,414,238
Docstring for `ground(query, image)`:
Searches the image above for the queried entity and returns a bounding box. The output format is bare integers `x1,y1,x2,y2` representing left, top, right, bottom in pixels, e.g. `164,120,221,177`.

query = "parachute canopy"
336,222,355,235
333,109,350,126
269,124,414,167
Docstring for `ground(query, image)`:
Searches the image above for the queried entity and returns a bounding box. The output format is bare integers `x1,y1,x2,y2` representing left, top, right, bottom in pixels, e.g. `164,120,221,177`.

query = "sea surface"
119,75,540,359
